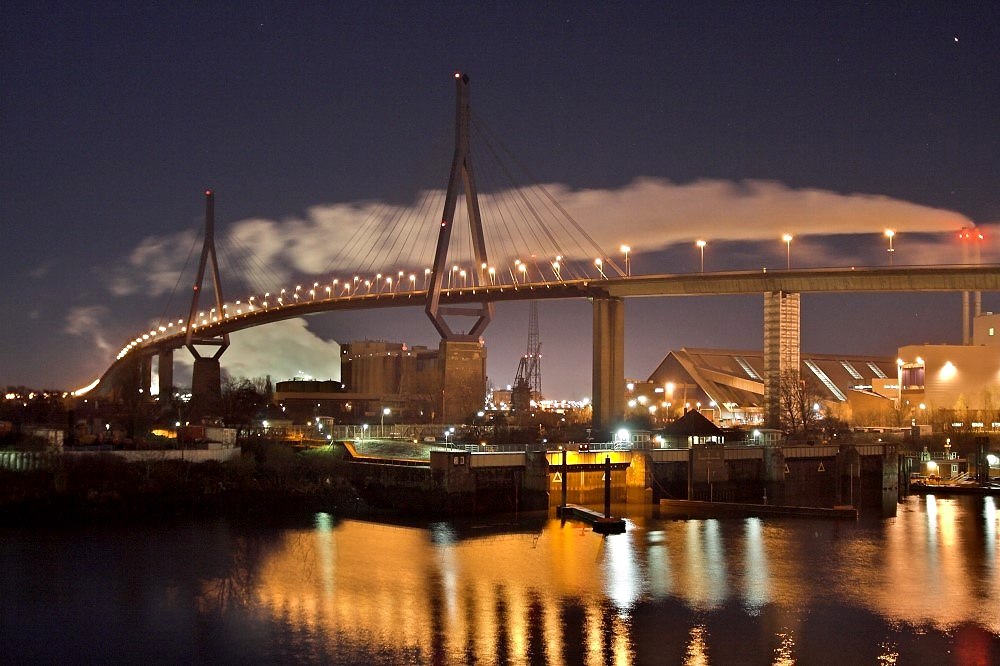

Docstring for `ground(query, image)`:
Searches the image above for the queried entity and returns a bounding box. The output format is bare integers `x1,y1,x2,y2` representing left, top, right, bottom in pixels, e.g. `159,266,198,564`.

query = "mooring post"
561,448,568,508
604,456,612,518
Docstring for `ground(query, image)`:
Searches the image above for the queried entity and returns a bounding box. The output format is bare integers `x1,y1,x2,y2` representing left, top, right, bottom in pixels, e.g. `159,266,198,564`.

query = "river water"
2,495,997,665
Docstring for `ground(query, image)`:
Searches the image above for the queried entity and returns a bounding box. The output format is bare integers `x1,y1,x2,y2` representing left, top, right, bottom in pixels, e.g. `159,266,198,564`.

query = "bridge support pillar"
139,355,153,399
190,357,222,417
763,291,800,428
439,339,486,424
157,349,173,400
592,296,625,434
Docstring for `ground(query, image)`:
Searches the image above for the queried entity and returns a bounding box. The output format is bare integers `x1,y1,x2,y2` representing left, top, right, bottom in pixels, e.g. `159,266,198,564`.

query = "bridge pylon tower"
184,190,229,413
425,73,493,423
425,72,494,341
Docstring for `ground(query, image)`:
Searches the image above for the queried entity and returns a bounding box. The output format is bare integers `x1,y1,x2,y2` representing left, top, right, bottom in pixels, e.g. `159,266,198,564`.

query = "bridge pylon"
425,73,494,423
185,190,229,414
425,73,494,341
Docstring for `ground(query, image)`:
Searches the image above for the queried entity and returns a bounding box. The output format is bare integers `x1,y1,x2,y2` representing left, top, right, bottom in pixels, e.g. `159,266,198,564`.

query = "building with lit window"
897,313,1000,416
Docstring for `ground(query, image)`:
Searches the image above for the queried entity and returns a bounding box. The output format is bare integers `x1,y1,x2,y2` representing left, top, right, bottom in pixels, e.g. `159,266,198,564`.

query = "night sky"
2,2,998,398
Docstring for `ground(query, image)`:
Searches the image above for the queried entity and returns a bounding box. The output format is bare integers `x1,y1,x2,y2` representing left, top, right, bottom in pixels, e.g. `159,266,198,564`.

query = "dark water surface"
2,495,997,665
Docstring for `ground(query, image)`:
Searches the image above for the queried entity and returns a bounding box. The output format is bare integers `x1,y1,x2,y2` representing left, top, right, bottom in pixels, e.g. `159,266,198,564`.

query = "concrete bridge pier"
592,296,624,435
439,339,487,424
190,357,222,416
157,349,173,400
139,354,153,398
763,290,800,428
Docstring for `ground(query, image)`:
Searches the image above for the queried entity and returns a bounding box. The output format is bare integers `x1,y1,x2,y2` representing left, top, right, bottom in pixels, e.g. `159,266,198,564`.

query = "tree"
777,370,825,438
221,376,270,439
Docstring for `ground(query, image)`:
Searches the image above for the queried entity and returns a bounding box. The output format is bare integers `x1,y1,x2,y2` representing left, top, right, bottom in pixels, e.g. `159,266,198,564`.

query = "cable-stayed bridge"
82,74,1000,430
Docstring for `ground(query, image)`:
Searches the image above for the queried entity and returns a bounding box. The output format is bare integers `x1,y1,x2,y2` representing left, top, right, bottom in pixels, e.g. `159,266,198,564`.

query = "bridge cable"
155,227,201,330
472,113,624,277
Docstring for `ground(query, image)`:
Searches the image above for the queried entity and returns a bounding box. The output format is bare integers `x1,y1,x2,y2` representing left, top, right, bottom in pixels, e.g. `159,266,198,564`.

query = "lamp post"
782,234,793,269
381,407,390,436
620,245,631,277
594,258,606,279
696,239,707,273
884,229,895,266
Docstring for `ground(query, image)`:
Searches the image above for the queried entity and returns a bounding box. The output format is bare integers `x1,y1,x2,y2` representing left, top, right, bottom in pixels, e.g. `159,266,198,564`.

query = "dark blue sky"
2,2,997,396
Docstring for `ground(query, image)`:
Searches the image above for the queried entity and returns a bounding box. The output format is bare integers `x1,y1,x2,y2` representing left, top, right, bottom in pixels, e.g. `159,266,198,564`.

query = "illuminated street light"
381,407,390,431
782,234,793,269
620,245,631,277
884,229,895,265
594,258,607,279
696,239,707,273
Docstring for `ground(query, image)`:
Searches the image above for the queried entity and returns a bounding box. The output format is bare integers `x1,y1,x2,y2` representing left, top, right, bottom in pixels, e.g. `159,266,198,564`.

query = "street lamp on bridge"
884,229,895,265
620,245,631,277
782,234,793,269
696,239,707,273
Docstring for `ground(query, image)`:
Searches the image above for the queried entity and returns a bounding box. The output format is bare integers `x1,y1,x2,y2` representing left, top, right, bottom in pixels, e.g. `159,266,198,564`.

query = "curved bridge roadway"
91,264,1000,395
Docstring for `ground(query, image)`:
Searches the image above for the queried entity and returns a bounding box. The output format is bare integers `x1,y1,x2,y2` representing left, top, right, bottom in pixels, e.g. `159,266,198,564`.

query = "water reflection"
1,496,997,663
219,497,998,662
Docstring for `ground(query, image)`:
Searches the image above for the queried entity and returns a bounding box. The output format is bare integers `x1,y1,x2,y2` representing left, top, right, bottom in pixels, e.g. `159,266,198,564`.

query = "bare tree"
220,375,271,439
777,370,825,437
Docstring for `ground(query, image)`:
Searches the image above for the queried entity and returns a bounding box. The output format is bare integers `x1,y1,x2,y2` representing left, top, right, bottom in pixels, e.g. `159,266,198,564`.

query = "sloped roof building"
647,348,897,426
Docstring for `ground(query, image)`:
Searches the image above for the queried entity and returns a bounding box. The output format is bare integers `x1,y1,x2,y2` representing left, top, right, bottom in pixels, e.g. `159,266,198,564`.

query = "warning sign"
784,463,790,474
552,472,563,483
817,462,826,472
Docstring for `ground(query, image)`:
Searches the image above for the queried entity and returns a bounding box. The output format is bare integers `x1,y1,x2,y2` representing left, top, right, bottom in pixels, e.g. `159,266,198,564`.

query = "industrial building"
644,348,898,427
896,312,1000,420
642,313,1000,429
273,338,487,424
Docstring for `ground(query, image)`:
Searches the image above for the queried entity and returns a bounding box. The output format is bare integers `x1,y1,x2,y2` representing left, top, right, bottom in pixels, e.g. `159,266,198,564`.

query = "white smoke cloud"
108,229,199,297
172,318,341,384
65,306,113,353
557,178,974,250
108,178,985,298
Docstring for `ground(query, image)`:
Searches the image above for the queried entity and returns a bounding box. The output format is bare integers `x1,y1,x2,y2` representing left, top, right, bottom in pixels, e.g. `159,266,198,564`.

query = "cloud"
65,306,112,353
108,229,199,297
558,178,973,250
29,263,50,279
106,178,982,298
172,318,341,384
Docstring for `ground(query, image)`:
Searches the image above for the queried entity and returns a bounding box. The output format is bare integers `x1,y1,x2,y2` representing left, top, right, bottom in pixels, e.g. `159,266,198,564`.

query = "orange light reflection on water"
202,497,998,662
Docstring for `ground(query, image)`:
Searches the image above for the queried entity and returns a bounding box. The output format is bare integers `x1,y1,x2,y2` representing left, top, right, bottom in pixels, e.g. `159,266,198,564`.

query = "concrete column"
157,349,173,400
190,357,222,416
439,339,486,423
963,291,971,345
139,354,152,398
592,296,624,433
763,291,800,428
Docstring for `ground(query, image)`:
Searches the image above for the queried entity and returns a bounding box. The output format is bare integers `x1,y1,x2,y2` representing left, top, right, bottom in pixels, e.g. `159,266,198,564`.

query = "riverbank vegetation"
0,440,372,526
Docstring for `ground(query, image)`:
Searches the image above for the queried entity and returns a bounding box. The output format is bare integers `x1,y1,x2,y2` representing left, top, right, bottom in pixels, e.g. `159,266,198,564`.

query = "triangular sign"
817,462,826,472
783,463,790,474
552,472,563,483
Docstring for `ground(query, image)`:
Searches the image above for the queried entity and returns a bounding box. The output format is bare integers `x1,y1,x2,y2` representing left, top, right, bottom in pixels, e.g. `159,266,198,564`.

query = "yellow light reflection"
683,624,709,666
